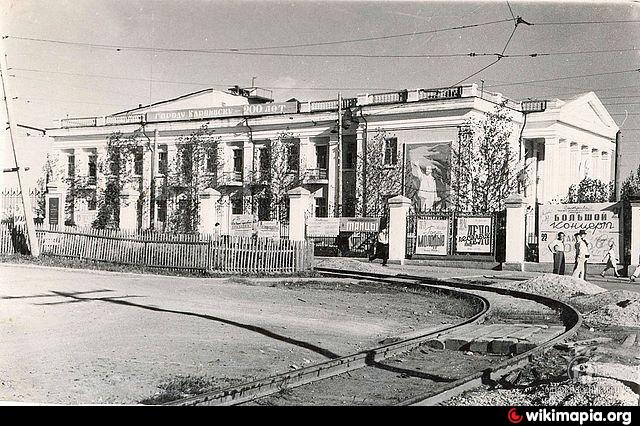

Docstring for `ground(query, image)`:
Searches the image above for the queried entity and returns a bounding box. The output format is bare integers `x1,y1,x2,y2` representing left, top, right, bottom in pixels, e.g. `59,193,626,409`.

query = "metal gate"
524,203,539,262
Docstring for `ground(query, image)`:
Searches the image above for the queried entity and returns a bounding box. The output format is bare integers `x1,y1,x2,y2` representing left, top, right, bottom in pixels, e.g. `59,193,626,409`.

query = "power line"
449,14,524,87
10,67,399,91
5,35,637,60
4,18,516,54
487,68,640,88
534,19,640,26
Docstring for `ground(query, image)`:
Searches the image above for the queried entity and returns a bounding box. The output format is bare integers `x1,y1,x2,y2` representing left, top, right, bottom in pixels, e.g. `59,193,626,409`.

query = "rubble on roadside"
447,378,638,406
496,274,606,301
584,299,640,328
570,290,640,312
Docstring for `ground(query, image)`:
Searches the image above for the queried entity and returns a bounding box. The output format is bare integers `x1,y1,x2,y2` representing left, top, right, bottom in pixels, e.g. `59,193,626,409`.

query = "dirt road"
0,264,468,404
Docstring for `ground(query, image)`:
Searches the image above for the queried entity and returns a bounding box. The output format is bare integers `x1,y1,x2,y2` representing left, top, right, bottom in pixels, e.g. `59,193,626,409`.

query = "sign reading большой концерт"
455,216,492,254
146,102,298,122
538,202,620,263
415,218,448,256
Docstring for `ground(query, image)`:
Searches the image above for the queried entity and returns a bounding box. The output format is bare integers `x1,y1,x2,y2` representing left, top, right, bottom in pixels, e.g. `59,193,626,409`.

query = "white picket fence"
0,224,314,274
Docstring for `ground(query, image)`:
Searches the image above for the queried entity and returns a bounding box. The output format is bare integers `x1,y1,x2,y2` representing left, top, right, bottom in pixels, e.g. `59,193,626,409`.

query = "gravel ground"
447,378,639,406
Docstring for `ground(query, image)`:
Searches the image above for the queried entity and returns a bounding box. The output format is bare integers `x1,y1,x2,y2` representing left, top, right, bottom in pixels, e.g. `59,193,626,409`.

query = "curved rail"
167,267,581,406
315,268,582,406
167,275,490,406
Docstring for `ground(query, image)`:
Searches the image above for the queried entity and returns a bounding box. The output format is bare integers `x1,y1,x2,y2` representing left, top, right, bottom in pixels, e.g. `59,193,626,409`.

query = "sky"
1,0,639,189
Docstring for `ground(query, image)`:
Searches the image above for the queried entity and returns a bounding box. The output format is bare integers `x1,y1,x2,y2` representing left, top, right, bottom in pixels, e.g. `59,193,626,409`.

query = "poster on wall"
415,218,448,256
306,218,340,237
256,221,280,239
404,142,450,212
455,217,493,254
229,214,254,236
538,203,621,263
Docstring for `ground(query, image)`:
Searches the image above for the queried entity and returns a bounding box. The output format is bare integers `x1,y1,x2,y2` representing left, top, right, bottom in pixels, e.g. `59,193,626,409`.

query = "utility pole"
0,48,40,256
336,92,342,217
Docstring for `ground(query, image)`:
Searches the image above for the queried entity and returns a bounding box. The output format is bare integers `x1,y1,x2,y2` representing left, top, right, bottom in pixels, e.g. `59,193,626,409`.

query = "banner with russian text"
538,202,621,263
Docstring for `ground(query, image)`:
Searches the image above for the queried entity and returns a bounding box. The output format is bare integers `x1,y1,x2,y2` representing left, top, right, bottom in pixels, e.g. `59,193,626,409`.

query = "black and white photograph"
1,0,639,413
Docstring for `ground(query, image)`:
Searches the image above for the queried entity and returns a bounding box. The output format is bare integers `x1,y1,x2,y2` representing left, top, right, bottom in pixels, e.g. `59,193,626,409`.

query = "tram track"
166,267,581,406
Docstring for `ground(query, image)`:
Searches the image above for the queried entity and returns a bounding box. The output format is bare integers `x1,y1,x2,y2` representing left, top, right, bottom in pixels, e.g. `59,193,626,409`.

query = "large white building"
46,84,619,231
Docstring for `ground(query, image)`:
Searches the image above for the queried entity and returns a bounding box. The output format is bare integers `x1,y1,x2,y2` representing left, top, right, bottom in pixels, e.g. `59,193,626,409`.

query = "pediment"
557,92,619,134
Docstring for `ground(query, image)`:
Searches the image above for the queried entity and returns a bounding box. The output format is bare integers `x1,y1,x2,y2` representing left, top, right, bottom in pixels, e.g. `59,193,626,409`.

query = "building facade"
46,84,619,232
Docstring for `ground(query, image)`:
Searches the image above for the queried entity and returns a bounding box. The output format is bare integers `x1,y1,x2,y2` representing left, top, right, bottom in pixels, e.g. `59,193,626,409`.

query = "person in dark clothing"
548,232,566,275
369,218,389,266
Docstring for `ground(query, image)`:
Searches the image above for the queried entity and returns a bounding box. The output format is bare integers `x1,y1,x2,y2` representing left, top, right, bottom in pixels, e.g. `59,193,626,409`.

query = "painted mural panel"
404,142,450,212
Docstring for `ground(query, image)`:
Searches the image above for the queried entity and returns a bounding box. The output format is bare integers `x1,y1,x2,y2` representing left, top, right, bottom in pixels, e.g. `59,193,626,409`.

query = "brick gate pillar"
388,195,411,264
504,193,527,271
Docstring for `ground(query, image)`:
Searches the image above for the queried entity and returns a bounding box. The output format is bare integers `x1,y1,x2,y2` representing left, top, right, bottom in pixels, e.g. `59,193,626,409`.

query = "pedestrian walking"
572,230,591,280
369,218,389,266
631,254,640,283
548,232,566,275
600,241,620,278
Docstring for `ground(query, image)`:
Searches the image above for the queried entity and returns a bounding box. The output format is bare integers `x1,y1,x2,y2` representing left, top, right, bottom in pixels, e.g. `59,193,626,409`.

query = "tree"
93,129,144,229
448,104,525,213
34,153,58,218
165,124,222,232
565,177,614,203
250,131,302,221
356,129,403,217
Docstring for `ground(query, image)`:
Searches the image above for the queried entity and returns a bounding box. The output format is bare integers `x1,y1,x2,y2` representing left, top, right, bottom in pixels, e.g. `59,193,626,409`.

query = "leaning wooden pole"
0,46,40,256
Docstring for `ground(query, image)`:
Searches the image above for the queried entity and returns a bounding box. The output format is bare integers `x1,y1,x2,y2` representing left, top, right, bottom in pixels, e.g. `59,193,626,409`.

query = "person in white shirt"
369,218,389,266
548,232,566,275
600,241,620,278
572,230,591,280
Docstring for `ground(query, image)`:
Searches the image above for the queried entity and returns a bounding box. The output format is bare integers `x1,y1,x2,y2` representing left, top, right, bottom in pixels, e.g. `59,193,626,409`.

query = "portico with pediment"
521,92,619,205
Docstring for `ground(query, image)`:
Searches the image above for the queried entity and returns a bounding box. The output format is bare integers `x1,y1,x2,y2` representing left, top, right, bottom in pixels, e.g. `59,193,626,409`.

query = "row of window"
66,137,399,180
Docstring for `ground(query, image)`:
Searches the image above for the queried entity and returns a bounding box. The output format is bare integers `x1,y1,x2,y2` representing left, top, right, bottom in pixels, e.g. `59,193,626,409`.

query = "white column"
119,187,139,230
242,140,253,215
388,195,410,264
299,136,310,174
630,195,640,274
288,186,311,241
569,142,579,185
141,147,152,228
327,138,339,217
591,149,599,181
45,181,66,227
600,151,609,184
580,145,590,180
558,139,570,199
198,188,221,234
504,194,526,271
543,137,559,202
356,127,365,215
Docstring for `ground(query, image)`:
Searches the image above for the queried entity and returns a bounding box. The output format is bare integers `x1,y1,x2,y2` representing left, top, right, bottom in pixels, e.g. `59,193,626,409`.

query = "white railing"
105,114,144,125
418,86,463,101
61,117,98,128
